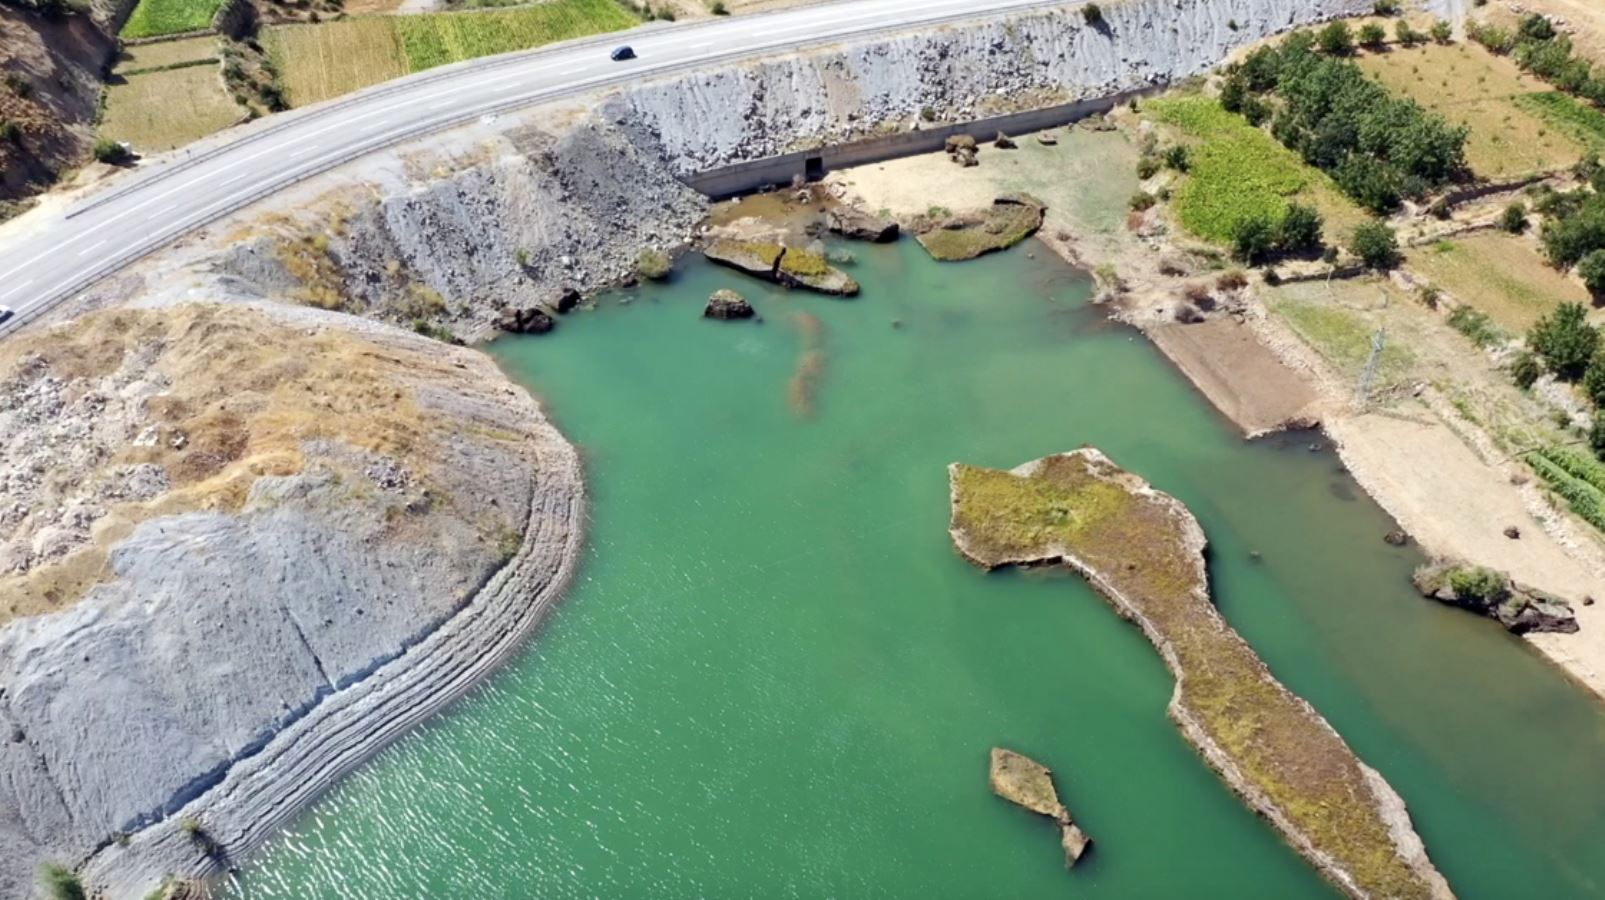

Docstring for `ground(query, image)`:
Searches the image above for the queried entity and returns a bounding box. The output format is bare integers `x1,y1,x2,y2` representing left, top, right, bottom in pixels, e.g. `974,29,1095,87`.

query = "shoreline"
73,334,587,898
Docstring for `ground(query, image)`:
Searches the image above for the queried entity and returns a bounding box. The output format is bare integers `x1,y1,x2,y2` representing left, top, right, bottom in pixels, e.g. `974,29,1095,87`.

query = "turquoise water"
231,240,1605,898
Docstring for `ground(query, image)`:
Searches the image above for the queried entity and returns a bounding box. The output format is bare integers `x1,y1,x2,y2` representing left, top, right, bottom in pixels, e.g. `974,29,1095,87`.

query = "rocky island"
949,449,1453,900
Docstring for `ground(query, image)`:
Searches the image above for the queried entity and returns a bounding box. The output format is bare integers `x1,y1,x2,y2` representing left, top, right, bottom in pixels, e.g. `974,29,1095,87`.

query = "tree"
1232,214,1277,264
1277,203,1324,252
1081,3,1103,25
1360,22,1387,49
1350,221,1401,269
1396,20,1423,46
1430,20,1454,44
1319,20,1355,56
1373,0,1400,14
1518,14,1556,43
91,138,129,165
1502,202,1529,234
1581,249,1605,296
1529,302,1600,381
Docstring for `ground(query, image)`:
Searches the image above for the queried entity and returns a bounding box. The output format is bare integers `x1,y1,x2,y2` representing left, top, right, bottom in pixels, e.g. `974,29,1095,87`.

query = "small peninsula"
948,449,1452,900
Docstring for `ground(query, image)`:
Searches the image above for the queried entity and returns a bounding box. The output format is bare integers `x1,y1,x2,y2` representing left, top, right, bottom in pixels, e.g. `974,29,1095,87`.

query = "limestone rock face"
704,289,754,320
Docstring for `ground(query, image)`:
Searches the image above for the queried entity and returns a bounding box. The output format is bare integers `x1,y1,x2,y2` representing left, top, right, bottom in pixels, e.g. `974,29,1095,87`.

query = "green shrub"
38,864,84,900
1350,221,1400,269
1585,352,1605,405
1231,214,1277,263
1594,419,1605,462
1163,144,1190,172
1529,449,1605,527
0,120,19,144
1468,22,1515,55
709,0,727,13
1396,21,1423,47
1529,302,1599,380
1430,20,1453,44
1447,566,1507,603
92,138,130,164
1511,351,1542,389
636,248,672,280
1502,202,1529,234
1581,249,1605,296
1277,203,1324,252
1372,0,1400,14
1136,155,1160,179
1129,190,1157,211
1081,3,1102,25
1359,22,1387,50
1318,20,1355,56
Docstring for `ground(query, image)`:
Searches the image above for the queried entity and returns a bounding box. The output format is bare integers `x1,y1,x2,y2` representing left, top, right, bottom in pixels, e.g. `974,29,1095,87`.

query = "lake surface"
230,240,1605,898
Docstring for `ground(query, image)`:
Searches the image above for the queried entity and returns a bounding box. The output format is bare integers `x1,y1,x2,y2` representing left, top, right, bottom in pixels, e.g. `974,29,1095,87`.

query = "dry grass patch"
1357,41,1584,178
264,17,408,106
0,305,456,626
100,64,243,153
1407,233,1595,332
949,451,1442,900
117,35,221,73
1265,279,1417,388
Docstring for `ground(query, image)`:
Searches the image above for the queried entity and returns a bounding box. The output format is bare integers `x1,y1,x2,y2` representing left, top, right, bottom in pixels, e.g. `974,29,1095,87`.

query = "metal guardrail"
3,0,1081,339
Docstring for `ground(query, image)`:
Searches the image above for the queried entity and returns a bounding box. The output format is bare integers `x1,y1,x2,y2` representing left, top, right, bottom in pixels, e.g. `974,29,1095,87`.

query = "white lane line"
219,172,251,186
0,278,34,300
289,144,319,158
75,239,108,258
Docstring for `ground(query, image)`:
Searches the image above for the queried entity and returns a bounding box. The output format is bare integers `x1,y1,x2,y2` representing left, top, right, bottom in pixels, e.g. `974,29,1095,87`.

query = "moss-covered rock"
1412,561,1578,634
703,239,858,296
950,449,1453,900
914,194,1046,262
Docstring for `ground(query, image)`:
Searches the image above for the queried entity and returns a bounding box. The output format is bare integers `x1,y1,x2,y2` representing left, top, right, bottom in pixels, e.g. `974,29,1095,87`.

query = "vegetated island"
989,747,1091,869
948,449,1453,900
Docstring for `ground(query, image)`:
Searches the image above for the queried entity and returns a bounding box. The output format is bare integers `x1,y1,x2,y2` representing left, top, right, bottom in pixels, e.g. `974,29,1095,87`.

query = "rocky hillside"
0,0,122,215
0,302,583,897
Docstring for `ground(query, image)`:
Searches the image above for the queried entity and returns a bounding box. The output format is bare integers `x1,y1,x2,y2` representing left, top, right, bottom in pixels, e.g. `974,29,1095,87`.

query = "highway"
0,0,1072,336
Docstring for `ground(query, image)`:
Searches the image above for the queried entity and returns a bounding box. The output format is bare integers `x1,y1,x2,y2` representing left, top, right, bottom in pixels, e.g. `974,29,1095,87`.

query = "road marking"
220,172,251,186
0,278,33,300
75,239,109,258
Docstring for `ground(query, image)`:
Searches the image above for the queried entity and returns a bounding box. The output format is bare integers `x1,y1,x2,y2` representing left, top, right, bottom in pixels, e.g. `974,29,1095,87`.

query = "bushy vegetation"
1474,14,1605,107
1502,202,1529,234
1529,302,1599,380
1447,304,1503,347
1527,449,1605,531
38,864,84,900
1221,30,1469,213
636,247,672,280
1350,221,1400,269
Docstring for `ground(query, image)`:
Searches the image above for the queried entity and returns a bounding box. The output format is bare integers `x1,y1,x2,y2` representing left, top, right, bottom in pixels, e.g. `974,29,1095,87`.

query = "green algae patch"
914,194,1046,262
949,450,1453,900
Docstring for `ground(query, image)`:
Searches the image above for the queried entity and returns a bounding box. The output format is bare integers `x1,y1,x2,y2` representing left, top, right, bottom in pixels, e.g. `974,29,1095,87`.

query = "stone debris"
704,289,755,320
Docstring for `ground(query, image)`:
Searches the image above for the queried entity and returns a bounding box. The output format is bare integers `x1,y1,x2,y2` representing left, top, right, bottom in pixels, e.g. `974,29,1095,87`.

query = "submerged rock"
703,239,859,296
704,289,754,320
989,748,1091,869
826,206,900,243
950,450,1453,900
913,194,1046,262
1412,561,1578,635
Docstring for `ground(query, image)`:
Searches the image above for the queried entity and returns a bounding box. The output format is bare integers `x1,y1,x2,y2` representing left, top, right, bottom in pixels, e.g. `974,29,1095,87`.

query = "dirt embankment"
0,2,122,215
0,302,583,898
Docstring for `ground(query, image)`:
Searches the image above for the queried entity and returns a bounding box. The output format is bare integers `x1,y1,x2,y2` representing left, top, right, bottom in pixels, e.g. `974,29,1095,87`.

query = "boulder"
944,134,978,155
994,132,1017,149
704,289,754,320
1382,529,1410,546
552,287,582,314
826,207,900,243
1036,133,1058,146
1412,561,1579,634
496,306,555,334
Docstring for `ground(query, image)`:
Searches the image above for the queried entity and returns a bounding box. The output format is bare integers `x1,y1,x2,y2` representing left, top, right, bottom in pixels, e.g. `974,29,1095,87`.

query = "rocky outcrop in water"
704,288,754,320
497,305,557,334
914,194,1047,262
950,449,1453,900
989,748,1091,868
704,239,859,296
1412,562,1579,635
826,206,899,243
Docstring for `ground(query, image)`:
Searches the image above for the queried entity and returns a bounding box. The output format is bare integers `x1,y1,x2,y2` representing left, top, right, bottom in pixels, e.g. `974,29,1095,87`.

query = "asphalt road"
0,0,1073,336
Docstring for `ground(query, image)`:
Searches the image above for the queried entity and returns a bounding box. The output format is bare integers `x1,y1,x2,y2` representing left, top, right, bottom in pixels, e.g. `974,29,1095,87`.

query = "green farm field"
121,0,226,39
267,0,637,106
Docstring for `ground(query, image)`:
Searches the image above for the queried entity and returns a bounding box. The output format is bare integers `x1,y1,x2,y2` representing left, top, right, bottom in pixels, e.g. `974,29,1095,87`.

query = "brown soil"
0,5,116,207
1148,319,1319,437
